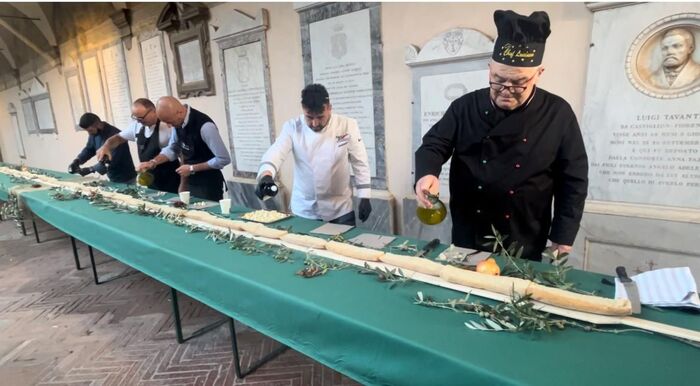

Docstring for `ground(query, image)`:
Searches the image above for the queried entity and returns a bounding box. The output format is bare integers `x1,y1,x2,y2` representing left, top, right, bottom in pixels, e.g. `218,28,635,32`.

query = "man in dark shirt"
69,113,136,184
414,10,588,261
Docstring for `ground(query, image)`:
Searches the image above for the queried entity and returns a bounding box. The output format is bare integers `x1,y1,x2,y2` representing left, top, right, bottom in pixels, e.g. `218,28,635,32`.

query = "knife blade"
415,238,440,258
616,266,642,314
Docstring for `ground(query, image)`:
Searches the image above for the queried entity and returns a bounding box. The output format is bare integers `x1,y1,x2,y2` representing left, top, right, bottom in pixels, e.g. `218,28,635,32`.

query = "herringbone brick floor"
0,219,360,386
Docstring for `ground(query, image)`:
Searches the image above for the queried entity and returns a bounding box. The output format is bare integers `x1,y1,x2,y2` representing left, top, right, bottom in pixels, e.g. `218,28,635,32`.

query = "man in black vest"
69,113,136,184
96,98,180,193
414,10,588,261
137,96,231,201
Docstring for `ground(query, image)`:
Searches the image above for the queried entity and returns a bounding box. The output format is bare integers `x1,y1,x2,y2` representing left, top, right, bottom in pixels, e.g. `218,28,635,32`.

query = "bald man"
137,97,231,201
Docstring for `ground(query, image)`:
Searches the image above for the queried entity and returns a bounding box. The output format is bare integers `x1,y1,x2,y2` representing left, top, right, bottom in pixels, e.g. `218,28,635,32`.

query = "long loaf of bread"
185,210,216,222
208,217,245,231
528,283,632,316
239,222,287,239
440,265,532,296
326,241,384,261
380,253,445,276
440,265,631,316
280,233,328,249
253,225,288,239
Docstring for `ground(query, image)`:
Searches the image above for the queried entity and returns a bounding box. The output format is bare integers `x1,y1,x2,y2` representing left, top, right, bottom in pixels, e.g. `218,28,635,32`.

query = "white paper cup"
179,191,191,205
219,198,231,215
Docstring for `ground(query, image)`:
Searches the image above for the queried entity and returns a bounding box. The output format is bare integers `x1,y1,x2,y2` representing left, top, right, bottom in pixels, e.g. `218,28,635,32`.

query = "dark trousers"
330,211,356,226
188,170,225,201
190,182,224,202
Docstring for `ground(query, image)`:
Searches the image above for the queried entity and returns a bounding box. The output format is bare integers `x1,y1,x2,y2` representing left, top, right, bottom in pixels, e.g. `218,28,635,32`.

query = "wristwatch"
189,165,195,175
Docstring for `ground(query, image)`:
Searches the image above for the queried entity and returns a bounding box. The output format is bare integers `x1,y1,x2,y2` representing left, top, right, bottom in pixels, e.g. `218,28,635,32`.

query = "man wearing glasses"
96,98,180,193
414,10,588,261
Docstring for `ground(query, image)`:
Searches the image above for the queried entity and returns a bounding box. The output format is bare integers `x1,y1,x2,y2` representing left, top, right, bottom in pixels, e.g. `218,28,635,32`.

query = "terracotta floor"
0,219,359,386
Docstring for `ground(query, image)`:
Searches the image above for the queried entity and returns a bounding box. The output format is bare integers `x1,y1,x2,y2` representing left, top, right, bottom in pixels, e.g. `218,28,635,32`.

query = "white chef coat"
119,119,173,149
257,113,371,221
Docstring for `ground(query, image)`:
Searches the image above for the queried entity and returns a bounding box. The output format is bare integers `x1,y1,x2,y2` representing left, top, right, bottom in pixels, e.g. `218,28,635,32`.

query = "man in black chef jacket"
414,10,588,261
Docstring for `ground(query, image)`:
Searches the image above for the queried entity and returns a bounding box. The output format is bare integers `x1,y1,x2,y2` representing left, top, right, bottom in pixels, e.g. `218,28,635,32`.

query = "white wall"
0,2,593,234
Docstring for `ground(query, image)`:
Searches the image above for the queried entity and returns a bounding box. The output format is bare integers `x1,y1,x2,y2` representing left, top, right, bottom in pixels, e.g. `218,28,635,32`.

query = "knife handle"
615,266,631,282
416,238,440,257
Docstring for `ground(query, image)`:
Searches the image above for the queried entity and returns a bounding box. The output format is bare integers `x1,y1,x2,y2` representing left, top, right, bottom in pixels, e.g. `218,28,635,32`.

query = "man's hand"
137,160,155,173
549,243,573,259
255,173,277,200
358,198,372,222
415,175,440,208
176,164,192,177
68,159,80,174
78,167,93,177
96,146,112,163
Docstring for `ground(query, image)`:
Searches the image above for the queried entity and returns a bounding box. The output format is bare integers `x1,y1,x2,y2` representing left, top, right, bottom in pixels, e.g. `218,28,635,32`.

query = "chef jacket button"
522,138,528,143
509,190,515,195
514,163,521,169
476,209,481,214
477,185,483,190
485,110,489,115
482,159,487,164
485,135,491,139
505,213,511,219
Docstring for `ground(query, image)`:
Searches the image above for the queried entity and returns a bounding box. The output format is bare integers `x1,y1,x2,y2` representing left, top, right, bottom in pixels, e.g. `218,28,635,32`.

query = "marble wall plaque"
178,39,206,84
582,4,700,209
81,54,107,120
10,113,26,158
299,2,386,189
139,33,171,101
102,43,132,130
309,8,376,176
223,41,272,173
65,70,86,130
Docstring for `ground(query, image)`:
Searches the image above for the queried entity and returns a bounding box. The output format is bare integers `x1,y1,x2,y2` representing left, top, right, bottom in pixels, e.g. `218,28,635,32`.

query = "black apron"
136,122,180,194
176,108,226,201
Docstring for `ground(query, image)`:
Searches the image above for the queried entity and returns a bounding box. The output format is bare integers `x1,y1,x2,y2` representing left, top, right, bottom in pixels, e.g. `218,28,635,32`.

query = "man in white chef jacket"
255,83,372,226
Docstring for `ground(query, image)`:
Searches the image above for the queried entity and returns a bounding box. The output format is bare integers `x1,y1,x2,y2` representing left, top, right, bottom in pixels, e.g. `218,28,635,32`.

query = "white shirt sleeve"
158,122,173,149
257,121,294,181
118,120,139,142
159,128,179,162
346,119,371,198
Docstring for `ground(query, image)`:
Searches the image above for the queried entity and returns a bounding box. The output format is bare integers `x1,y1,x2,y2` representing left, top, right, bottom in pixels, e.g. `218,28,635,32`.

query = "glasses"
131,109,153,121
489,73,538,95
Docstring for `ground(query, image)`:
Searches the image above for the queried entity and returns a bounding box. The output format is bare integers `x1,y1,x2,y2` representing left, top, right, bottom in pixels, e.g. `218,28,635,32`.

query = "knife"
616,266,642,314
415,238,441,258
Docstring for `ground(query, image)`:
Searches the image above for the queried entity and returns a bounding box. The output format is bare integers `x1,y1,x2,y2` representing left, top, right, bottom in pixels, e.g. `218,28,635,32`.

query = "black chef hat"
492,10,551,67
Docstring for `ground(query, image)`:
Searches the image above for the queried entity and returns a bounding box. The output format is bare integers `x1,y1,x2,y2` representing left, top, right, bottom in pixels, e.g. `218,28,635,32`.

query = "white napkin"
615,267,700,309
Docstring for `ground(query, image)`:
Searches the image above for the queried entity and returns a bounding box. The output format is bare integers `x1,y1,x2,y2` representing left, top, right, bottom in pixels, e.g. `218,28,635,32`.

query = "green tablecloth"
1,170,699,385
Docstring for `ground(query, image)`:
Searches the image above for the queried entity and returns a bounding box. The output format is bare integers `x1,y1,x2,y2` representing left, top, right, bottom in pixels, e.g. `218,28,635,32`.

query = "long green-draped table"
0,168,699,385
